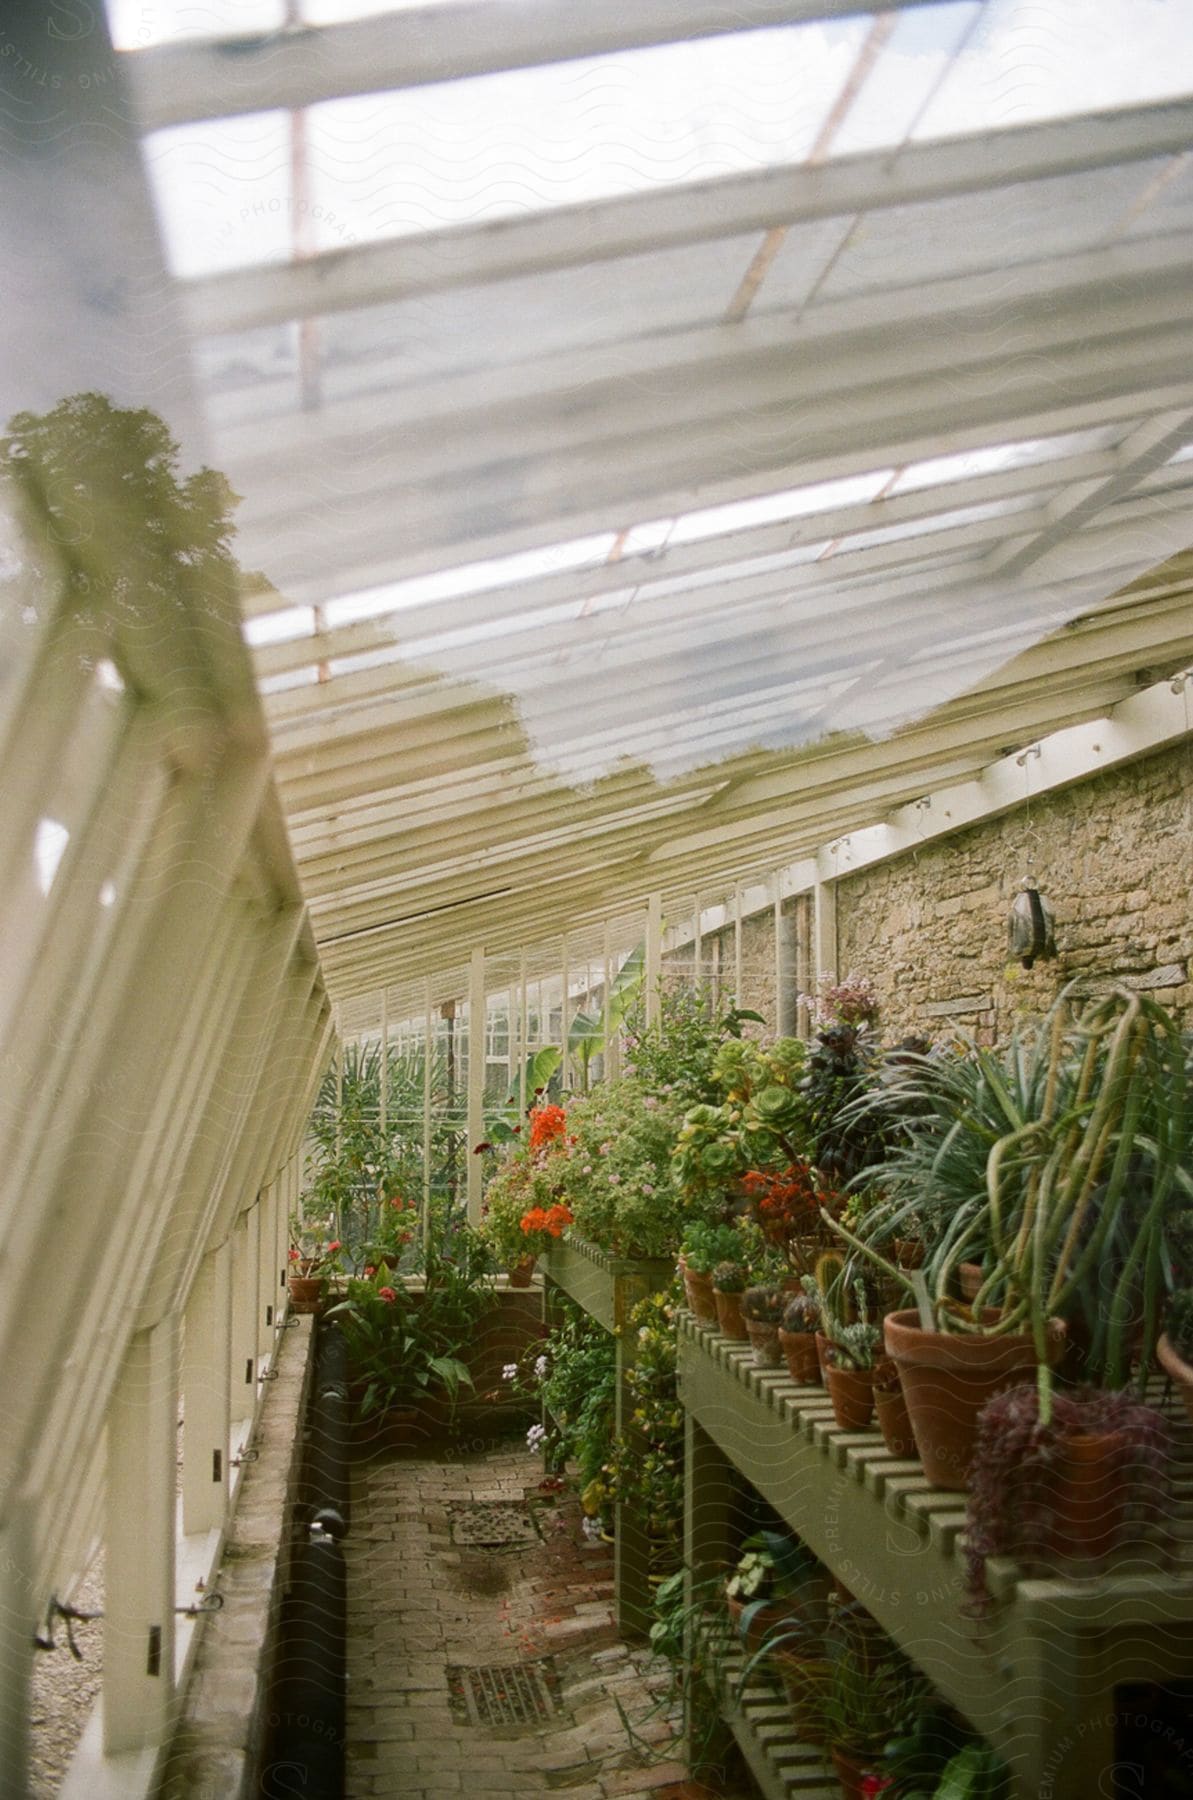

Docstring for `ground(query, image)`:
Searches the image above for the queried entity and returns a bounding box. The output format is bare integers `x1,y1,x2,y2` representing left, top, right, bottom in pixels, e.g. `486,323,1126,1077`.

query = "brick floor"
343,1428,757,1800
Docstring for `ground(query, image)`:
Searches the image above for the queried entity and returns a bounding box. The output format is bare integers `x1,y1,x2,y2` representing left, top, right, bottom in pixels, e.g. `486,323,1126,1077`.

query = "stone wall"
836,740,1193,1041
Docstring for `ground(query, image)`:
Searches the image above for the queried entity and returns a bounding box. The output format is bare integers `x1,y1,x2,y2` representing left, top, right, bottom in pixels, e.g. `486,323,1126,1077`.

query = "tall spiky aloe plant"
827,985,1187,1423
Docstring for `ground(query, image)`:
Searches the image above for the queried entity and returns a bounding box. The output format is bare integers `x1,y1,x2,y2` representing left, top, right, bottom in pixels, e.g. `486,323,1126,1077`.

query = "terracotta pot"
680,1258,719,1327
883,1309,1067,1490
713,1287,749,1341
873,1382,917,1459
287,1272,325,1314
893,1238,925,1270
506,1256,537,1288
825,1363,875,1431
771,1646,831,1747
1157,1333,1193,1428
957,1262,984,1303
778,1328,821,1385
725,1592,823,1658
745,1317,783,1368
1040,1430,1132,1564
831,1745,889,1799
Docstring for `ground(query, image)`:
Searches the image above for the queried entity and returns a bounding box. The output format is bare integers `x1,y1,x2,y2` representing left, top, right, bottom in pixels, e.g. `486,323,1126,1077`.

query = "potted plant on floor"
811,1608,927,1800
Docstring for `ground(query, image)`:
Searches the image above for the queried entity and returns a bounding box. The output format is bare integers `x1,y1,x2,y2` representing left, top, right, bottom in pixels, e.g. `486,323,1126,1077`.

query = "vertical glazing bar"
104,1317,179,1752
693,893,702,991
734,883,743,1004
466,946,486,1225
560,932,570,1092
422,976,433,1247
518,949,529,1116
773,873,783,1035
813,880,838,993
379,987,388,1136
645,893,662,1028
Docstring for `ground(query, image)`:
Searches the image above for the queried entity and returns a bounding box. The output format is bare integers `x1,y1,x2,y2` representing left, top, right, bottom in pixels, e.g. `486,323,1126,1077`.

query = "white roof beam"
234,333,1193,597
182,98,1193,337
129,0,947,132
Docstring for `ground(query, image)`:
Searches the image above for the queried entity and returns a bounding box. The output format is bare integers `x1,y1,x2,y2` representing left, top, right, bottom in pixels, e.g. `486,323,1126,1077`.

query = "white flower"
502,1363,518,1382
534,1355,548,1379
526,1423,547,1450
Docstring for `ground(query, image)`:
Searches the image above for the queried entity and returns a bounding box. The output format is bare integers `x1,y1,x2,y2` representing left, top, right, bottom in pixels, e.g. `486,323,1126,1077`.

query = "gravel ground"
28,1552,104,1798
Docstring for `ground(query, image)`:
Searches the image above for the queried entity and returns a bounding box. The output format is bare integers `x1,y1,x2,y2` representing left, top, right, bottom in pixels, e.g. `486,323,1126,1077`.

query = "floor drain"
447,1659,559,1728
447,1500,541,1549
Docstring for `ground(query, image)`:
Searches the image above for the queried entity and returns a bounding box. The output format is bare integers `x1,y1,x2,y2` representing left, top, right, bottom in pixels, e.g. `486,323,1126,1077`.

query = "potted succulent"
778,1290,821,1384
963,1382,1171,1611
679,1219,746,1325
820,1280,882,1431
1157,1287,1193,1424
711,1259,750,1341
810,1609,927,1800
741,1283,786,1367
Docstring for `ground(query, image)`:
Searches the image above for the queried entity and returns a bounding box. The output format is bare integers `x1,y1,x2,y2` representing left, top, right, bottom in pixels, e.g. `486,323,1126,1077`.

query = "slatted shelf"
679,1310,1193,1800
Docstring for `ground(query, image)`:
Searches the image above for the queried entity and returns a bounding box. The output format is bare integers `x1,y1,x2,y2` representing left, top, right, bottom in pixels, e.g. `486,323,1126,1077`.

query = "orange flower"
529,1104,567,1151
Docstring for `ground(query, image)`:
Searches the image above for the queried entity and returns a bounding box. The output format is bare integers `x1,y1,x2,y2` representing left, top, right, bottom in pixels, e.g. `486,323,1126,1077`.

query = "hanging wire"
1014,743,1043,880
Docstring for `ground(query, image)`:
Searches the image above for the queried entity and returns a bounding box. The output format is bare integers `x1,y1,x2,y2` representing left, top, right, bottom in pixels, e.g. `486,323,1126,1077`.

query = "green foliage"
324,1220,494,1417
679,1218,747,1275
603,1288,685,1552
305,1039,453,1263
621,985,758,1109
555,1077,689,1257
534,1301,617,1495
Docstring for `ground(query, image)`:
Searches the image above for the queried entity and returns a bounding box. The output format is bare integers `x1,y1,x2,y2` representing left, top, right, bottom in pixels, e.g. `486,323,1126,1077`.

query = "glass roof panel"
141,18,870,279
109,0,283,47
912,0,1193,141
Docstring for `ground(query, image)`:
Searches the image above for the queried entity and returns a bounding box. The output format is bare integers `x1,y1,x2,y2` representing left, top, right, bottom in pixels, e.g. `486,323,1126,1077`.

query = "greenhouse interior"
4,1,1193,1796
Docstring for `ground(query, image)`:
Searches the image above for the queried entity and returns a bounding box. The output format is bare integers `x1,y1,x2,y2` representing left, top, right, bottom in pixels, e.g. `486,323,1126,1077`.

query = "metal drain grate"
447,1659,559,1728
447,1500,540,1548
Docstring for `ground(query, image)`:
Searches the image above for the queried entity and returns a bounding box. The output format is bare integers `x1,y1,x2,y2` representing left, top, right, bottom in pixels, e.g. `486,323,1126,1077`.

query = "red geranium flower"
364,1265,376,1277
288,1247,300,1262
528,1104,567,1151
378,1286,397,1304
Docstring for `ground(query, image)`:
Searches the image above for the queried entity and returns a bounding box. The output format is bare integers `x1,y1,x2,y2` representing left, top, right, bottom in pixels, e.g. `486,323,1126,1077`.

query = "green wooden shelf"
678,1312,1193,1800
540,1235,676,1641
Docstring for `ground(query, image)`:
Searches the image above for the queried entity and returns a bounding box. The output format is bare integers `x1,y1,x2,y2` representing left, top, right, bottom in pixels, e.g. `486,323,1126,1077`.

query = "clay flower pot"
873,1381,917,1459
680,1257,718,1327
778,1328,821,1385
287,1271,325,1314
744,1317,783,1368
1157,1333,1193,1428
883,1309,1067,1490
506,1256,537,1288
713,1287,749,1341
771,1646,831,1746
825,1362,875,1431
957,1262,985,1303
1039,1430,1133,1564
